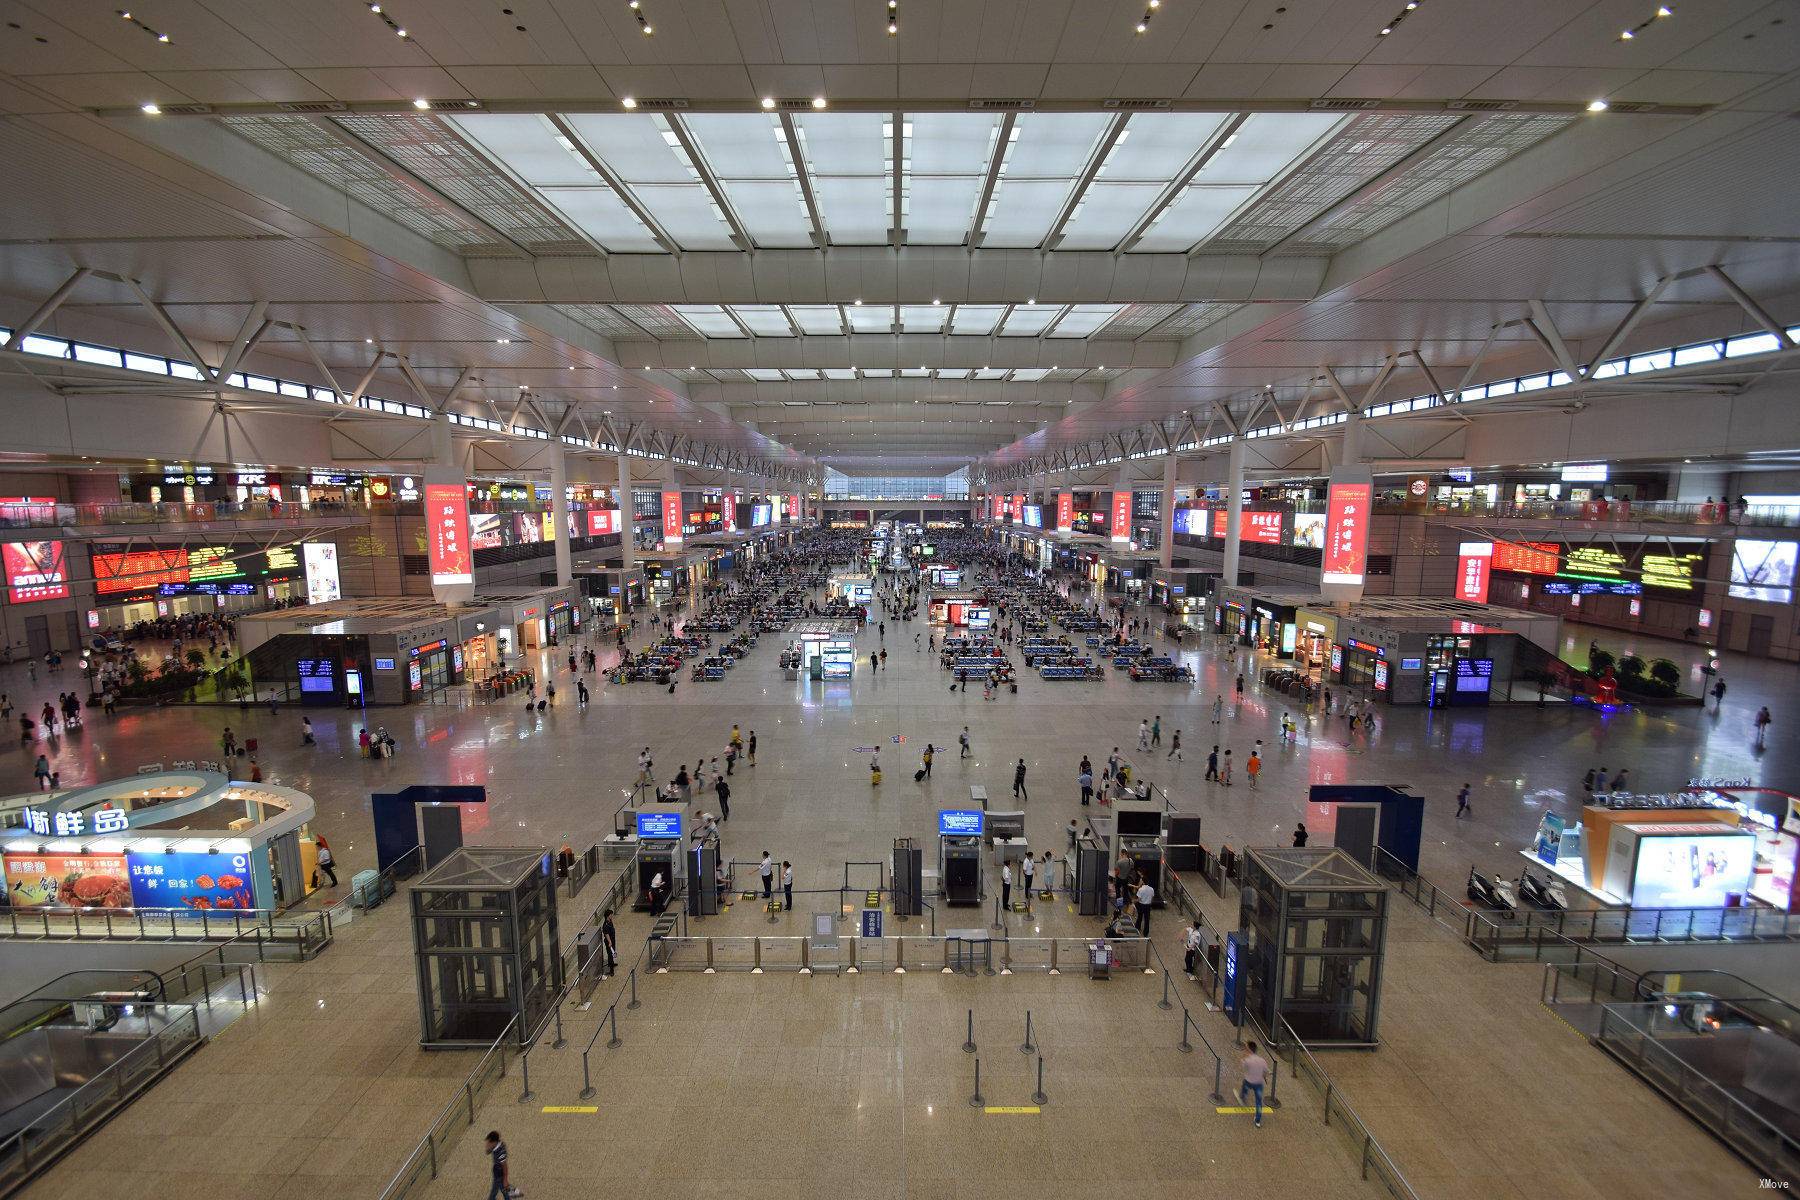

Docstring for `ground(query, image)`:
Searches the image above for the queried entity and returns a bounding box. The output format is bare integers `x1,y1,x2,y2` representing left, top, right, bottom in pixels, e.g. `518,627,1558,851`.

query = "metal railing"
0,498,369,531
638,933,1155,975
1595,1001,1800,1183
1161,869,1224,1000
376,1015,520,1200
0,903,332,959
0,1002,204,1196
1271,1014,1420,1199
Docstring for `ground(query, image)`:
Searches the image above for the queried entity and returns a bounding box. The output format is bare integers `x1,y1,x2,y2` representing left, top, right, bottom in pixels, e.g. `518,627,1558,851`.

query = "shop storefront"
1295,610,1337,671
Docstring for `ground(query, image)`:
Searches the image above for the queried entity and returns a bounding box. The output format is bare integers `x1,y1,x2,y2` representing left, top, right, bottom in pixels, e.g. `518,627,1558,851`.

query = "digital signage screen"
751,503,773,527
938,809,985,837
425,483,473,584
636,811,684,839
1020,505,1042,528
3,852,132,907
186,546,242,583
1729,539,1797,602
1640,550,1704,592
662,490,684,544
1455,542,1492,604
297,658,336,693
1492,541,1559,576
1562,546,1628,581
3,539,68,603
1628,831,1755,908
303,542,341,604
1291,513,1326,550
94,548,190,594
1322,482,1372,586
469,512,507,550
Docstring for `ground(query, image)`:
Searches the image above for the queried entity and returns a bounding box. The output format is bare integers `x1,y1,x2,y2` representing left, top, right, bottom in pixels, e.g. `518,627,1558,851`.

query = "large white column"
549,445,572,586
615,453,636,573
1222,437,1247,587
1159,453,1178,570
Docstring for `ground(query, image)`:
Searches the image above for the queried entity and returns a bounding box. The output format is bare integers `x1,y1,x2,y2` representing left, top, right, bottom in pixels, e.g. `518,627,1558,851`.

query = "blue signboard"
1222,931,1244,1022
127,850,254,910
861,909,884,938
938,809,985,837
297,658,336,693
1534,812,1566,866
636,811,684,839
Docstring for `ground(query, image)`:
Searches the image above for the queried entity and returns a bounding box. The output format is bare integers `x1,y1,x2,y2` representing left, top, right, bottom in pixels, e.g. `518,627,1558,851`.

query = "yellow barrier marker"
1214,1106,1271,1116
984,1106,1041,1115
542,1105,598,1114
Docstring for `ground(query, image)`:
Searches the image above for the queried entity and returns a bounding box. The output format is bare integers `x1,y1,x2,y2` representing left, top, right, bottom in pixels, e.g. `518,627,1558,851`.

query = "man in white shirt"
1001,862,1013,912
1134,879,1154,935
759,852,773,900
1183,919,1204,977
649,869,666,914
1240,1042,1270,1127
1020,853,1035,909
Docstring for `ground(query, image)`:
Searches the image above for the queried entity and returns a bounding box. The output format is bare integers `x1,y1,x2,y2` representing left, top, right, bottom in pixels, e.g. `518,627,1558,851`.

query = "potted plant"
1649,659,1681,690
1588,647,1615,676
1618,654,1646,679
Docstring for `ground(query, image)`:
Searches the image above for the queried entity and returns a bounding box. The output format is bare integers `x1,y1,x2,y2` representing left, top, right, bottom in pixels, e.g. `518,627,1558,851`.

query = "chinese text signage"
424,484,472,584
1321,481,1372,586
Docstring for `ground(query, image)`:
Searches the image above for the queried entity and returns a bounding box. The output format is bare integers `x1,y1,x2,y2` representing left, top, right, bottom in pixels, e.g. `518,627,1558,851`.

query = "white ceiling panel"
631,183,735,249
672,304,745,337
795,112,891,245
899,304,949,332
560,114,690,184
1097,113,1228,179
1059,182,1163,249
950,305,1008,335
789,306,845,334
1134,185,1258,252
980,112,1113,248
1048,304,1126,338
729,305,794,336
846,304,897,333
679,113,813,248
447,114,593,186
1000,305,1060,336
813,176,889,244
538,186,659,251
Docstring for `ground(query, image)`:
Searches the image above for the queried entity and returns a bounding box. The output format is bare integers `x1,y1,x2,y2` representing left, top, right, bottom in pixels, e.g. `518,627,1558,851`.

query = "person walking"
1211,695,1224,725
1167,730,1183,761
781,861,794,912
1220,749,1233,787
1151,715,1162,747
1756,706,1773,749
1137,719,1150,751
1079,764,1094,805
1246,751,1261,790
1292,823,1308,848
1582,767,1596,797
921,744,934,778
748,730,757,766
301,716,315,745
1001,861,1013,912
484,1131,517,1200
576,679,589,706
730,724,743,750
959,726,970,758
1013,757,1029,802
1456,783,1472,818
759,851,774,900
714,776,731,820
1611,768,1630,793
1239,1043,1270,1128
315,835,338,886
1134,877,1154,935
1594,767,1610,794
1234,672,1245,705
33,753,51,790
600,909,618,977
1206,746,1219,781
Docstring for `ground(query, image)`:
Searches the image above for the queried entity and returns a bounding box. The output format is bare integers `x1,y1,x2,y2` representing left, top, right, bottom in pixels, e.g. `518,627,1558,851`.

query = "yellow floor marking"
542,1105,598,1114
984,1106,1041,1114
1215,1107,1271,1116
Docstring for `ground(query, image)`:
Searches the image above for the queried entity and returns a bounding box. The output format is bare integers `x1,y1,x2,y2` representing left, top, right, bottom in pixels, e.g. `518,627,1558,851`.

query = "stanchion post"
552,1005,566,1050
964,1008,977,1054
606,1006,622,1049
1159,968,1173,1010
1020,1010,1035,1055
517,1050,534,1103
627,967,640,1010
1178,1010,1193,1054
579,1051,595,1100
1210,1056,1224,1103
969,1058,984,1108
1033,1055,1047,1106
1267,1059,1282,1109
990,891,1003,932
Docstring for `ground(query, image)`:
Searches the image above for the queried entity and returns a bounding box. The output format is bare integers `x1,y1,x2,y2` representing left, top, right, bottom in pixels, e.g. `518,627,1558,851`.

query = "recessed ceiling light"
140,102,161,115
812,96,828,109
497,338,511,344
621,96,638,109
413,98,430,109
1587,99,1609,112
157,32,169,42
760,97,776,109
396,27,407,37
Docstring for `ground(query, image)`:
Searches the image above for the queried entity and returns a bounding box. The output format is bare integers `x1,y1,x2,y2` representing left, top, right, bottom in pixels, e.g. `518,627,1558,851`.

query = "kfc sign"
1321,481,1373,586
1111,491,1131,542
662,491,684,544
1456,541,1493,604
424,484,473,585
1056,493,1073,532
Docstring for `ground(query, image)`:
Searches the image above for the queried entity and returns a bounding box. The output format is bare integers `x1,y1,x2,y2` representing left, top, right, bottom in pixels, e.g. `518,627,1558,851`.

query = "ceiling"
0,0,1795,477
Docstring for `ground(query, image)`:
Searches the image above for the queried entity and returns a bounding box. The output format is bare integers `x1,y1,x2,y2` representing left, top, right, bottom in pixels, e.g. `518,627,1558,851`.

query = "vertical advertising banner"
1010,494,1024,523
661,490,684,544
787,494,801,522
1111,491,1131,543
302,542,342,604
723,493,737,531
1454,543,1497,604
424,484,473,585
990,494,1002,520
1455,541,1493,604
1056,493,1073,532
1321,477,1373,590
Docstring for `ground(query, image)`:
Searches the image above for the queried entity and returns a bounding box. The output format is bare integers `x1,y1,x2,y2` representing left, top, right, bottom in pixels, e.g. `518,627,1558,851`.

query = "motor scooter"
1518,871,1568,911
1467,866,1517,919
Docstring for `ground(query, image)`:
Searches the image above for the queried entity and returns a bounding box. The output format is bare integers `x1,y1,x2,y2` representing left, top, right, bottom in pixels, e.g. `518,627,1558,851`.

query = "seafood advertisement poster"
4,853,132,907
127,851,255,910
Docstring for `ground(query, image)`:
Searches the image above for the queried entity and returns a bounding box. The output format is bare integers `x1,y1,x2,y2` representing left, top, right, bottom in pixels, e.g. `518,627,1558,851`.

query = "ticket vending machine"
938,809,985,906
634,809,685,911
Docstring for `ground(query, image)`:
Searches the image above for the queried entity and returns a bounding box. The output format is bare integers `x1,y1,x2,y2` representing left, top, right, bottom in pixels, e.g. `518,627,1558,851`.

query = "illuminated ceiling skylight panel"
845,304,897,333
861,368,894,378
1047,305,1126,338
937,368,971,378
632,184,736,249
1005,112,1113,177
900,367,932,378
560,114,691,183
795,112,890,175
907,175,985,243
974,369,1011,379
715,179,813,246
1132,185,1259,252
1058,182,1163,248
681,114,790,177
672,305,745,337
745,368,786,381
981,180,1070,246
813,176,890,244
1010,368,1053,381
539,187,661,252
729,306,794,336
448,114,594,186
788,306,844,334
822,368,858,380
908,113,999,175
784,368,820,380
950,305,1007,334
1096,113,1227,180
999,306,1058,336
899,305,949,332
1193,113,1342,186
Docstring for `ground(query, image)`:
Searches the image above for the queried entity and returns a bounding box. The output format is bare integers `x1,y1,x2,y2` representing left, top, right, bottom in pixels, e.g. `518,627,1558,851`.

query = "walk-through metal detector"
893,838,923,916
1074,838,1110,915
687,844,719,916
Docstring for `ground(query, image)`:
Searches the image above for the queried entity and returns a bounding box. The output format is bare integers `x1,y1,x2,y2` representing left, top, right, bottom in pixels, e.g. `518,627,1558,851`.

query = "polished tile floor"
5,580,1792,1199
